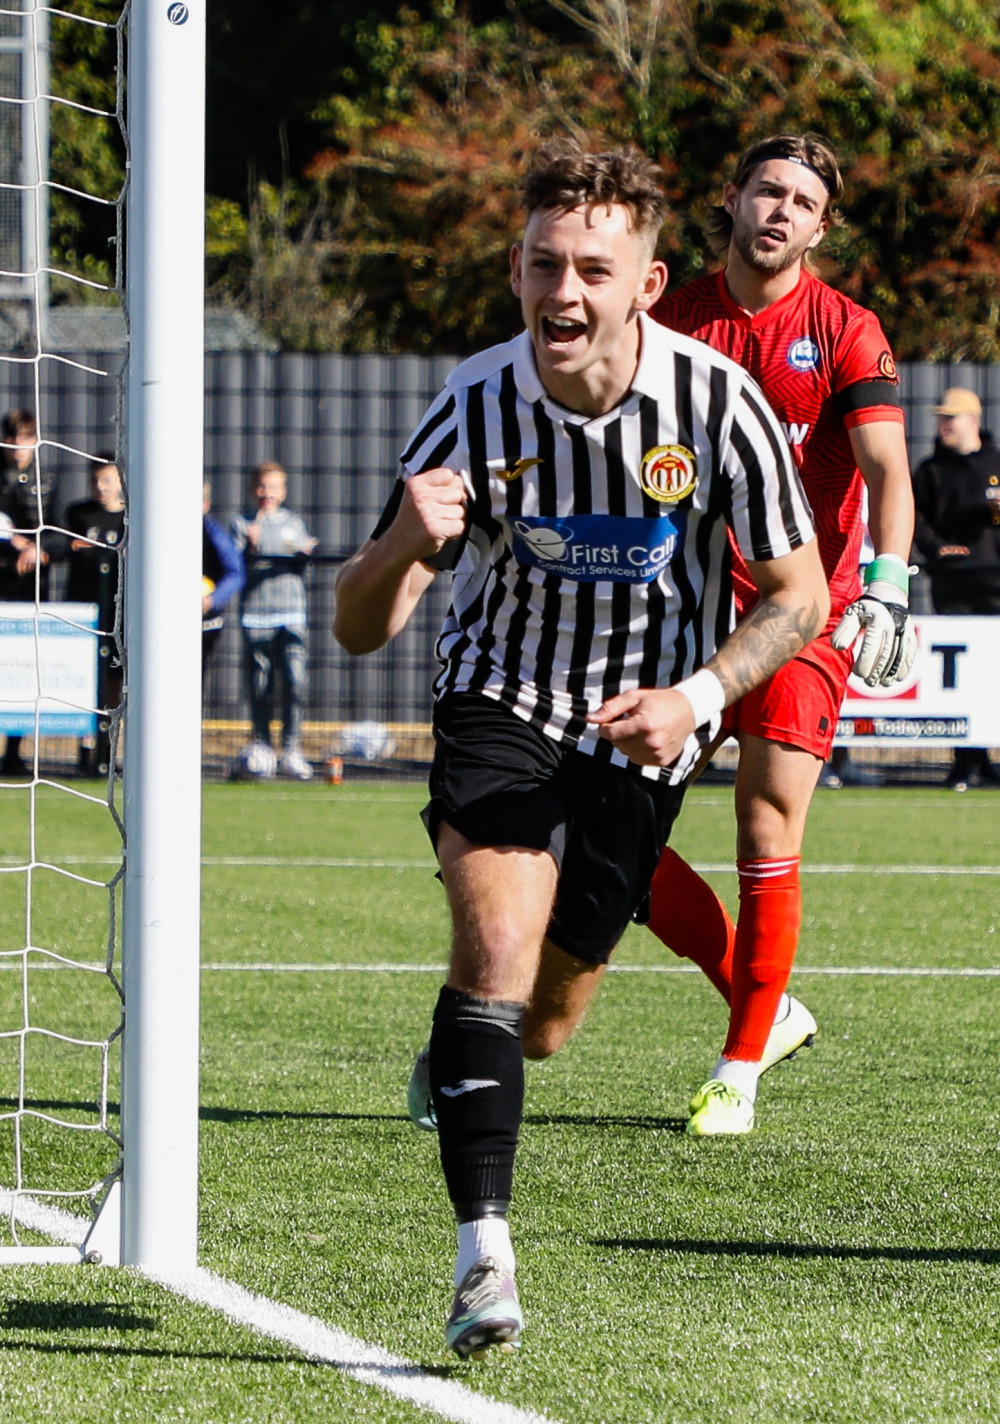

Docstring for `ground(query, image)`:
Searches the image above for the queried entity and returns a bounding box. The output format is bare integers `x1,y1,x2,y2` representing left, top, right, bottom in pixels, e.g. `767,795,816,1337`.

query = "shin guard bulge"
647,846,736,1003
724,857,802,1062
429,986,524,1222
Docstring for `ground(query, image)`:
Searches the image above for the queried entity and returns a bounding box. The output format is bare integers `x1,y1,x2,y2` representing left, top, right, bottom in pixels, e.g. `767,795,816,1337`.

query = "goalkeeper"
644,133,916,1135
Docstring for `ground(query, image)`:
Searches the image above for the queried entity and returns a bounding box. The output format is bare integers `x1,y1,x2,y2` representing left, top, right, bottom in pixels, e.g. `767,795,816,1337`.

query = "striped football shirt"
386,311,816,783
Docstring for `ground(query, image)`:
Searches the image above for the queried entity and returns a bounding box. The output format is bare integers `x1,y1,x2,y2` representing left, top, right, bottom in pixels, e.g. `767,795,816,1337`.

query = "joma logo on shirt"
493,457,542,483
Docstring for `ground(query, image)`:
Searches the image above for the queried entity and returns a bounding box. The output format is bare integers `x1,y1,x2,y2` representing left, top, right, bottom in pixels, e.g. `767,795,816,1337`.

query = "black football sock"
429,985,524,1222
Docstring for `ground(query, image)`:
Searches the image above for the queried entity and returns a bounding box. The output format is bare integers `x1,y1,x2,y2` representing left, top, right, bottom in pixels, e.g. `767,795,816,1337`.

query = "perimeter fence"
4,350,998,780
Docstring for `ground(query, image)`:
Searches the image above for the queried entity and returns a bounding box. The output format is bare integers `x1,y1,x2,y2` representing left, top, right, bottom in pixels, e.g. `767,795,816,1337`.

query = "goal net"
0,0,204,1270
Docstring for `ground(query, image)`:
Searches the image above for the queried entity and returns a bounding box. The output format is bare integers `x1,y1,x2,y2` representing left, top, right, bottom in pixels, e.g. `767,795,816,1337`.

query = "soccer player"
334,138,828,1357
646,132,916,1136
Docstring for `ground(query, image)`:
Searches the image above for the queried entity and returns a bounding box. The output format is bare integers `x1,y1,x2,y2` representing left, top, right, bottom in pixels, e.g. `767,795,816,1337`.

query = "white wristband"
674,667,726,728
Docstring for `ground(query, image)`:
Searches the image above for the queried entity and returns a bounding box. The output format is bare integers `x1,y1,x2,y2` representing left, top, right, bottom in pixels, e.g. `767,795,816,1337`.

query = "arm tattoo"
709,594,823,705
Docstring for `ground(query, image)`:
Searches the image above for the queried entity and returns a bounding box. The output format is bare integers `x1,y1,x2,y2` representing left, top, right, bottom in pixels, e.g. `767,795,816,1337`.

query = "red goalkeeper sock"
646,846,736,1004
723,857,802,1062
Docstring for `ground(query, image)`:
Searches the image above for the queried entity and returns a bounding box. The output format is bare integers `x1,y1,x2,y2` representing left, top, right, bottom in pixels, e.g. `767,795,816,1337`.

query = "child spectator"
231,462,316,780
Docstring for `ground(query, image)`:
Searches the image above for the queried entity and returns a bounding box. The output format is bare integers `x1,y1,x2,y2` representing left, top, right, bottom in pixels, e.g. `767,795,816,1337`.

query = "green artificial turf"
0,779,997,1422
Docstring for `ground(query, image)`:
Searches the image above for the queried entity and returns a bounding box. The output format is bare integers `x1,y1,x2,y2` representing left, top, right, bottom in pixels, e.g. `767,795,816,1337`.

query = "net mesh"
0,0,126,1248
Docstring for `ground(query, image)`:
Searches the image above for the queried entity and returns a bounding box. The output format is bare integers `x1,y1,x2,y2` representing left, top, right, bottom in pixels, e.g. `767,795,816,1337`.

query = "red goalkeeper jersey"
653,268,903,625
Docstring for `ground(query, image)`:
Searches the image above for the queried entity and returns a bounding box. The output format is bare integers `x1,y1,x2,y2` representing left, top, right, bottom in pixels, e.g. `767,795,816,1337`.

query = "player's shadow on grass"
0,1301,467,1380
0,1300,328,1367
0,1097,689,1132
0,1098,395,1127
200,1106,690,1130
524,1112,686,1130
201,1105,405,1125
593,1237,1000,1266
0,1336,327,1366
0,1300,155,1331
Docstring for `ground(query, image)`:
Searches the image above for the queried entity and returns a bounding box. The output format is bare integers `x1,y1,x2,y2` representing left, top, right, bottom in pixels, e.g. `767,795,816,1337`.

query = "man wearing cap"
913,387,1000,790
644,132,917,1135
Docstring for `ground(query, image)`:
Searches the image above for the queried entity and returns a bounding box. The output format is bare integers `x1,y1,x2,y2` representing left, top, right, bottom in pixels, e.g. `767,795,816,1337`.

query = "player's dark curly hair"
520,138,667,253
704,133,845,258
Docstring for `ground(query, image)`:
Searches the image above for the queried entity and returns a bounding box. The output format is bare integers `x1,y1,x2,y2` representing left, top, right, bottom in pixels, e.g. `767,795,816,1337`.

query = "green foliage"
205,196,247,263
47,0,1000,355
294,3,630,352
47,1,123,305
207,182,362,353
279,0,1000,356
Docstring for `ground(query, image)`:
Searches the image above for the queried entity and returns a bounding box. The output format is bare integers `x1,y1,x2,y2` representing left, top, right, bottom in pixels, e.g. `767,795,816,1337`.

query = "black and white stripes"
396,313,815,783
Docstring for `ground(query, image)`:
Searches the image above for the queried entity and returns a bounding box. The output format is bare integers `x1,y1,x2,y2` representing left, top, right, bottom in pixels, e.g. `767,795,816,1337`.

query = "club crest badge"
787,337,821,372
640,445,697,504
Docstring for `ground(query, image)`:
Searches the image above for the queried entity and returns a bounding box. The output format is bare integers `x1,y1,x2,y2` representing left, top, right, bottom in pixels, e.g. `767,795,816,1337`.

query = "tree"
47,0,124,304
543,0,1000,357
287,4,629,351
45,0,1000,358
292,0,1000,357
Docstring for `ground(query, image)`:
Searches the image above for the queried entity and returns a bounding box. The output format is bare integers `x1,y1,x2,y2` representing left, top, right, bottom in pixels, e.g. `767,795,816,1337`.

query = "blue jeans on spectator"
243,625,308,750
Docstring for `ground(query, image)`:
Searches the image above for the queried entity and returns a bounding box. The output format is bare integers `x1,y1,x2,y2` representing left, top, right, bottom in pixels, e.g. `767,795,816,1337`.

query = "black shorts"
422,692,687,965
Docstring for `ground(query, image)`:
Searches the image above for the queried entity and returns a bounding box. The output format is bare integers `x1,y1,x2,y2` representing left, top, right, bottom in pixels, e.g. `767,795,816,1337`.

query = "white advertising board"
835,614,999,747
0,602,100,736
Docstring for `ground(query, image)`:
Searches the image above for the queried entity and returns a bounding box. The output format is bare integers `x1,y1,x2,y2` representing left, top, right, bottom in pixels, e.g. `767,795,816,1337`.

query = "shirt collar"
714,265,813,327
512,312,664,418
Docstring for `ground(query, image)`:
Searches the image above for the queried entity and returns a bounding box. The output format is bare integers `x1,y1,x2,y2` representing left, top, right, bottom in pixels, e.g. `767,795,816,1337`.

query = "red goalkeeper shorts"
722,634,854,759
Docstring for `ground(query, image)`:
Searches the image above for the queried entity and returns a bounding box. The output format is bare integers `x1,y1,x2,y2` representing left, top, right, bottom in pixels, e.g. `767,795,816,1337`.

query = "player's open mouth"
542,316,587,345
759,227,787,245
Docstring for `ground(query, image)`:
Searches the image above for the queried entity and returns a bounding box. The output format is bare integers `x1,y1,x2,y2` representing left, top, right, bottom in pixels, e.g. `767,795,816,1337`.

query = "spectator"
202,480,245,669
0,409,63,776
64,459,125,776
912,387,1000,790
820,742,884,789
231,462,316,780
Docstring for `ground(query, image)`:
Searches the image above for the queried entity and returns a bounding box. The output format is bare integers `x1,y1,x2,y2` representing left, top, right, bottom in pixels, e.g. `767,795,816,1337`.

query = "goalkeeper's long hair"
704,133,845,260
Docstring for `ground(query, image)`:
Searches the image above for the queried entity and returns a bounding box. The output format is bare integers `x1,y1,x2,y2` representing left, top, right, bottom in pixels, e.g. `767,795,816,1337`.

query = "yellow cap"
934,388,982,418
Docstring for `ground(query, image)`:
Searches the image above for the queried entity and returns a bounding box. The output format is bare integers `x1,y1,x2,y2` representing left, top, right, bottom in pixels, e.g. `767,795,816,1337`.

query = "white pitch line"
0,855,997,875
147,1270,555,1424
3,1194,556,1424
798,863,999,876
0,961,995,978
195,963,1000,978
202,860,1000,875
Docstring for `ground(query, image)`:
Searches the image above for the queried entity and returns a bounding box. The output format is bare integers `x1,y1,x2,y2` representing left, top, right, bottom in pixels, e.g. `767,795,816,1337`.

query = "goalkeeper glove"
831,553,917,687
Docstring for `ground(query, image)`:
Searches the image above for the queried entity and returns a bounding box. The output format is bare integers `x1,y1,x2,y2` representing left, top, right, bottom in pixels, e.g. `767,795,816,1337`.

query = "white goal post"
0,0,205,1269
120,0,205,1270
